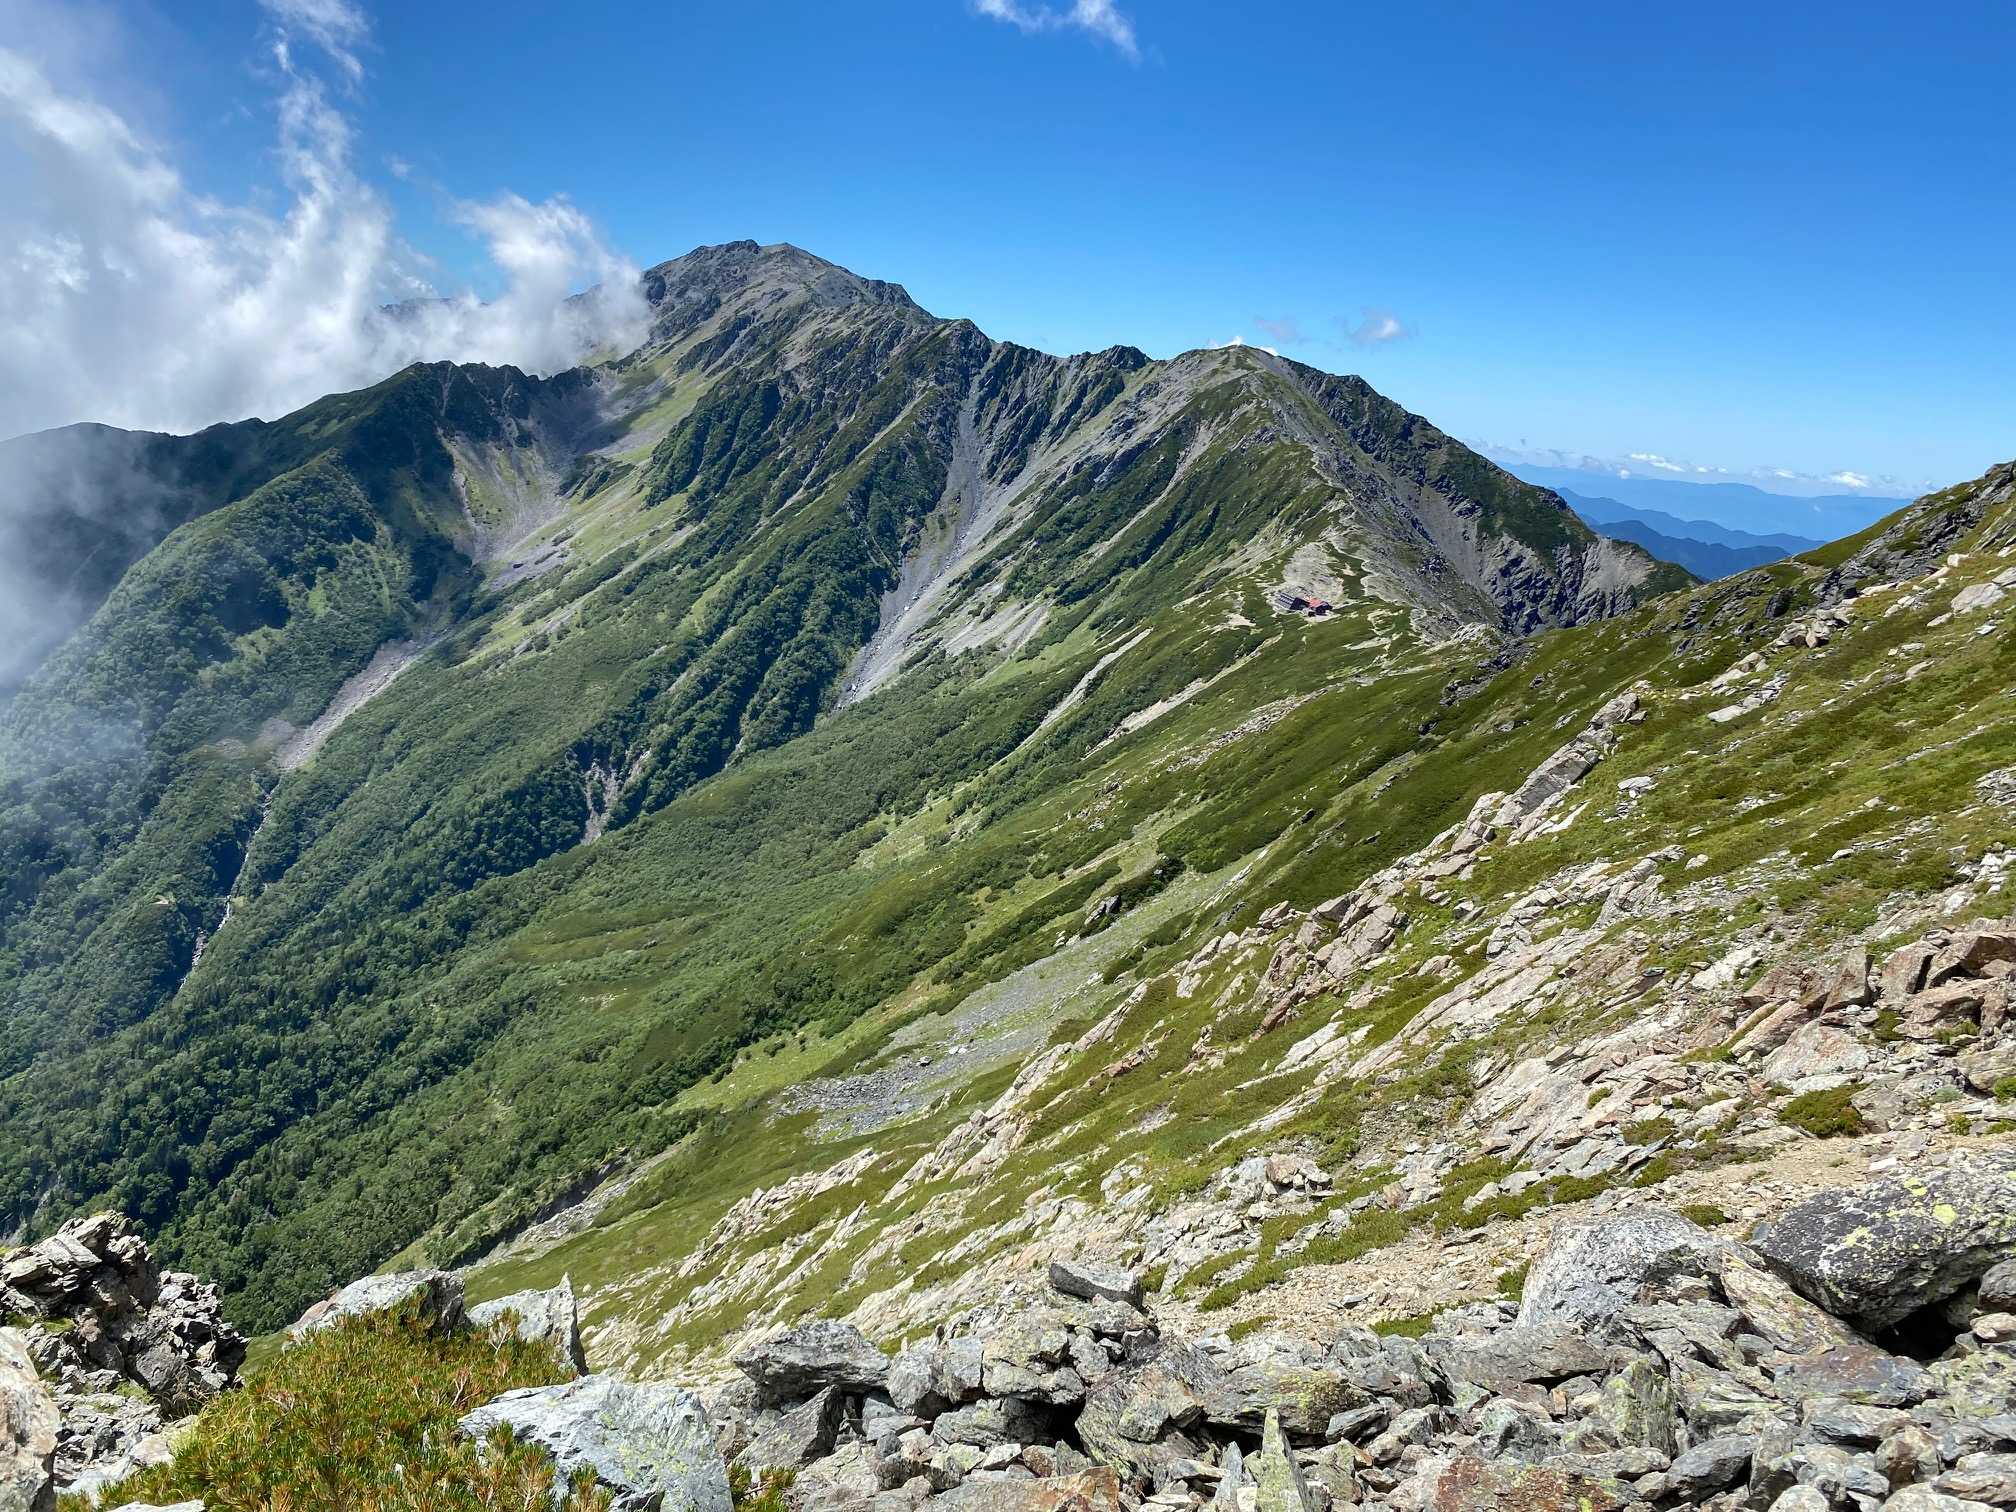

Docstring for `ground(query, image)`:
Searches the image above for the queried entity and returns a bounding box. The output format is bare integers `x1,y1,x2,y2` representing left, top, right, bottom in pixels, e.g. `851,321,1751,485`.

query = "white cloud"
0,6,647,441
973,0,1140,60
1209,335,1278,357
1828,470,1871,489
259,0,370,83
1626,451,1689,473
1346,308,1411,347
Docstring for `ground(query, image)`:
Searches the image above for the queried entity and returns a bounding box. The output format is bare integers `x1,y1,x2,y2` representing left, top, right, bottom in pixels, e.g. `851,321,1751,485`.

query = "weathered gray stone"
290,1269,466,1341
2,1327,58,1512
1983,1262,2016,1314
1802,1400,1913,1447
1431,1323,1626,1389
735,1386,843,1474
1935,1454,2016,1507
732,1319,889,1404
1073,1341,1217,1484
1518,1209,1729,1331
1665,1435,1754,1498
1775,1344,1935,1407
931,1398,1054,1450
1047,1261,1144,1310
469,1276,586,1374
1752,1153,2016,1330
925,1467,1126,1512
1203,1334,1368,1439
1879,1424,1944,1491
458,1374,730,1512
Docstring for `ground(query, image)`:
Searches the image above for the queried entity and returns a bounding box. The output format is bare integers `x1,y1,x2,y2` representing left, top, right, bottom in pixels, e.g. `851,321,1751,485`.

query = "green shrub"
1494,1264,1529,1300
1677,1203,1731,1228
95,1302,604,1511
1779,1085,1867,1138
1993,1077,2016,1103
1372,1311,1436,1338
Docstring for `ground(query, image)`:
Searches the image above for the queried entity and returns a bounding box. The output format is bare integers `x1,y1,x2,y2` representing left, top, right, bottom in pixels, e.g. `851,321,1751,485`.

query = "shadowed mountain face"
0,242,1698,1326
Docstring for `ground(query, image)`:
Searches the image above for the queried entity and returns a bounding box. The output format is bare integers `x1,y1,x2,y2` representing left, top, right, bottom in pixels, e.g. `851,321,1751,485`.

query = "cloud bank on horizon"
0,0,647,442
1480,441,1931,502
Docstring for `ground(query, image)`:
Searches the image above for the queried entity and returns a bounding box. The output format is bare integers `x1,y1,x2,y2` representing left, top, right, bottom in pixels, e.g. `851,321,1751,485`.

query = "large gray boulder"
458,1375,731,1512
925,1467,1125,1512
1074,1339,1220,1484
1047,1260,1144,1310
469,1276,587,1374
1751,1152,2016,1330
1202,1333,1368,1440
290,1269,466,1341
1518,1209,1731,1331
731,1319,888,1404
2,1327,59,1512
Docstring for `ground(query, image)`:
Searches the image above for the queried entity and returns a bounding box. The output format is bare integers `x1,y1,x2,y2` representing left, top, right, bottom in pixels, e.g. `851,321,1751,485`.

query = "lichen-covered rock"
289,1269,466,1342
469,1276,587,1374
732,1319,889,1404
3,1327,59,1512
1250,1408,1316,1512
1751,1151,2016,1330
1410,1452,1633,1510
458,1375,730,1512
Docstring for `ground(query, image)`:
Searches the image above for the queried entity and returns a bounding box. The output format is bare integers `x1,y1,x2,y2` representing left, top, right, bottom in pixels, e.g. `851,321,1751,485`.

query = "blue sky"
5,0,2013,497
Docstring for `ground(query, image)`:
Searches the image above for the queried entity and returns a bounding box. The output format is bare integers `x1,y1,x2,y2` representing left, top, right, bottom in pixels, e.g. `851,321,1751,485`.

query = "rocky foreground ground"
5,1146,2015,1512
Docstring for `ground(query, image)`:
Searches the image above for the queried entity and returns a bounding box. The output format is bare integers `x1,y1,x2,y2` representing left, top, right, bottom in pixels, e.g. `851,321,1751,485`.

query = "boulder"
290,1269,466,1341
2,1327,59,1512
732,1319,889,1404
926,1468,1126,1512
469,1276,587,1374
458,1375,731,1512
1074,1341,1218,1484
1430,1324,1625,1391
1412,1453,1634,1510
736,1386,843,1474
1664,1435,1754,1499
1517,1209,1729,1331
1047,1261,1144,1310
1751,1152,2016,1330
1983,1261,2016,1314
1202,1334,1368,1439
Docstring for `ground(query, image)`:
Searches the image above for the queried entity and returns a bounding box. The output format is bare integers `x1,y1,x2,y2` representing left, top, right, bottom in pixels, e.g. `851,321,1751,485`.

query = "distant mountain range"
1557,487,1824,579
1505,462,1905,540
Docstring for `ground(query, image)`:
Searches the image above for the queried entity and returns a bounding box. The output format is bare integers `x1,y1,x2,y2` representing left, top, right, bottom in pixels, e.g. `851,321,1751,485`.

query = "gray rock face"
290,1269,466,1341
925,1468,1124,1512
2,1213,244,1499
1046,1261,1143,1310
1752,1151,2016,1330
1665,1435,1755,1497
469,1276,587,1374
1249,1408,1316,1512
735,1386,843,1473
2,1327,59,1512
732,1319,889,1404
458,1374,731,1512
1517,1208,1730,1331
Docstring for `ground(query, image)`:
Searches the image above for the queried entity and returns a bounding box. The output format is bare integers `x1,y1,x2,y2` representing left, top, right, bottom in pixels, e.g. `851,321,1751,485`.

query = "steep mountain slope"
453,459,2016,1379
2,242,1690,1327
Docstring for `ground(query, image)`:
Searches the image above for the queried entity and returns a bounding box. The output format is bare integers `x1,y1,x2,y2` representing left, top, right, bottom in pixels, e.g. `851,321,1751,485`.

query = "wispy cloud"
1478,442,1930,499
973,0,1140,60
1252,315,1307,346
1210,335,1278,357
0,2,646,441
259,0,370,83
1345,308,1411,347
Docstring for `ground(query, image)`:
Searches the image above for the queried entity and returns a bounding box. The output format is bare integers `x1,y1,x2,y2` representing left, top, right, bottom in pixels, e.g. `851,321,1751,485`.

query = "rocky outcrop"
1,1214,243,1502
469,1275,588,1375
2,1326,59,1512
458,1375,731,1512
289,1268,466,1340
